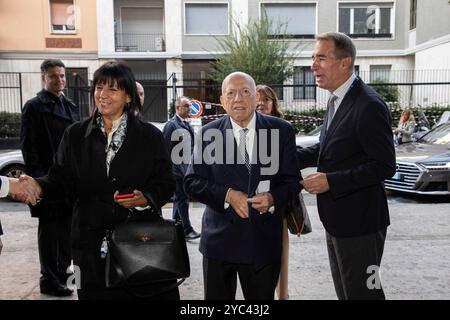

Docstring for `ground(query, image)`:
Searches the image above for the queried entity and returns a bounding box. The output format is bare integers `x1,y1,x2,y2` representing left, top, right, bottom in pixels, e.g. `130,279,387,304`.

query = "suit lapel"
320,78,361,155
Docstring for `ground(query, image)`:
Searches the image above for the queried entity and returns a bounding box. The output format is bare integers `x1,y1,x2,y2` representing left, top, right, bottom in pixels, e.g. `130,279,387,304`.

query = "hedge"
0,112,21,138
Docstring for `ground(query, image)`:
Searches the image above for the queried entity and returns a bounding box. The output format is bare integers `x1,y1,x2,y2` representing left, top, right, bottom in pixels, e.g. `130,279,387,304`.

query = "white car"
296,125,322,149
149,121,166,131
0,150,25,178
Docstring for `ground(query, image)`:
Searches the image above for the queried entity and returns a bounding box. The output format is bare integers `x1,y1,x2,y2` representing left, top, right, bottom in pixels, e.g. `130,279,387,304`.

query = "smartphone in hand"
115,193,136,200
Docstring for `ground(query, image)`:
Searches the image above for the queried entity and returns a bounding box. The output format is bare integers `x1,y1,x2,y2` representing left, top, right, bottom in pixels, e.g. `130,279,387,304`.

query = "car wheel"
1,165,26,178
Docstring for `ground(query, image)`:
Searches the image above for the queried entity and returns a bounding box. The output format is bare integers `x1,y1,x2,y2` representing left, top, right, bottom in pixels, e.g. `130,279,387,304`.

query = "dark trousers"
203,257,280,300
38,216,72,288
172,179,193,234
326,228,387,300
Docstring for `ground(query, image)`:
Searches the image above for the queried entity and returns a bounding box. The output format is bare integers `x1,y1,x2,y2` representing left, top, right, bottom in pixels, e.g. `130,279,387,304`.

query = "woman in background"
256,84,283,118
256,84,289,300
394,107,416,144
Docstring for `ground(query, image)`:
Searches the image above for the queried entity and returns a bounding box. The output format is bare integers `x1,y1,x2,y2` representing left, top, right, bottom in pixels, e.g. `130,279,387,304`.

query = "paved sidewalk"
1,194,450,300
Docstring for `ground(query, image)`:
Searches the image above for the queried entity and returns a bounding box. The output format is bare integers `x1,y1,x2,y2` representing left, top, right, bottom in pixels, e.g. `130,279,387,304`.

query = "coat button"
111,178,117,182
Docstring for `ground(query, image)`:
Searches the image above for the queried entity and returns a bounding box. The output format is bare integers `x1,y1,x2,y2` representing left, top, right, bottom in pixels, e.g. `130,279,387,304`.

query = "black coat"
297,78,396,237
37,112,175,289
20,89,80,219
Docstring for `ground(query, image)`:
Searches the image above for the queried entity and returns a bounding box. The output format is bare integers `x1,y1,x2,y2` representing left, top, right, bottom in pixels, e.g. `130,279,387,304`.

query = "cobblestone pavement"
1,188,449,300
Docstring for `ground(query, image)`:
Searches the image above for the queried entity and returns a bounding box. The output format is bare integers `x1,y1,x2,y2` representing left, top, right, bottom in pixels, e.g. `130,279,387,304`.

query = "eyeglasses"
224,88,254,100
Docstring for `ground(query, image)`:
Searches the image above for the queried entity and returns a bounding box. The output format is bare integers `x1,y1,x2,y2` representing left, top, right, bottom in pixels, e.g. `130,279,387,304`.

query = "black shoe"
185,230,201,240
40,284,73,297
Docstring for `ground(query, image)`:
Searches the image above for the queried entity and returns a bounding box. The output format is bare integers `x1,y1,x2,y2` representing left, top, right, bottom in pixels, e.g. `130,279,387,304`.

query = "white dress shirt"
330,73,357,113
0,176,9,198
229,112,257,162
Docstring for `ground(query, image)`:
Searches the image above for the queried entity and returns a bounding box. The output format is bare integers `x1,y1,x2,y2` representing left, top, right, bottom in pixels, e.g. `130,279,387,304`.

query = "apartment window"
339,2,393,38
261,3,316,38
50,0,75,33
410,0,417,30
294,67,315,100
185,3,229,35
370,65,391,82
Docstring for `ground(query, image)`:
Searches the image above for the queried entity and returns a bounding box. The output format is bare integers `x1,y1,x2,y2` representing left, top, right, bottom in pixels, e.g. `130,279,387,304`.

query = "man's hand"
247,192,274,214
114,190,148,208
303,172,330,194
11,175,42,205
225,189,249,219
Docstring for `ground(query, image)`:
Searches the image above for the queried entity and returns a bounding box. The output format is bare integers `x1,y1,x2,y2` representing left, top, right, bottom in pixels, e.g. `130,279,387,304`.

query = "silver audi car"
385,122,450,195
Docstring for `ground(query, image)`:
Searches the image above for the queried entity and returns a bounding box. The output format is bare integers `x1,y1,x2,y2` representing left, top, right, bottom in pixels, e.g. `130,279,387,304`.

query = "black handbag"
104,212,190,296
284,191,312,236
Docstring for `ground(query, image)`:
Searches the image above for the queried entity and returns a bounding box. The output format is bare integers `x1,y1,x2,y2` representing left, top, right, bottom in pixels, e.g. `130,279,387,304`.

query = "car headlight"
419,162,450,170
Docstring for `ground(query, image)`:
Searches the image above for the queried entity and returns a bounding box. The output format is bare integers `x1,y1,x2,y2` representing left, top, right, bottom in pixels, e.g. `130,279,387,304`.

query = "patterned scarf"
96,112,128,175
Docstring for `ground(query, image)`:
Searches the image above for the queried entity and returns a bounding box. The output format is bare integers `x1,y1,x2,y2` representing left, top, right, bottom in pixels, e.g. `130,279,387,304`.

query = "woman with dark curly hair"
256,85,283,118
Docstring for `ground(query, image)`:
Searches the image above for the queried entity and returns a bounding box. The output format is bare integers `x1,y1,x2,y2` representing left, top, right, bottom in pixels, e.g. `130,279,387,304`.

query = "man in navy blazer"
163,96,200,240
184,72,300,300
298,32,396,299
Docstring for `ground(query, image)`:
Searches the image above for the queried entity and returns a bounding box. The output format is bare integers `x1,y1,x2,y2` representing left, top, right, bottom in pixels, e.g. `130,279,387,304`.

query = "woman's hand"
114,190,148,208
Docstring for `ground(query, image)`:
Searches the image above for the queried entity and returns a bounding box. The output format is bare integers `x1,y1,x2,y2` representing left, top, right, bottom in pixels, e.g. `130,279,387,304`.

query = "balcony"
114,33,165,52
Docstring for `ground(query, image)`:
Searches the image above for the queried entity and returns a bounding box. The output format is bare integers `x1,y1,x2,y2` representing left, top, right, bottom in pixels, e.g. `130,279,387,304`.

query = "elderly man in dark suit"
163,96,200,240
20,59,80,296
298,32,396,300
184,72,300,300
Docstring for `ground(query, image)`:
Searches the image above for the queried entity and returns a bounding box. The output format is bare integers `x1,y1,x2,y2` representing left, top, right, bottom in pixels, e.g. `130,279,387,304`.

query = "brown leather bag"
284,192,312,236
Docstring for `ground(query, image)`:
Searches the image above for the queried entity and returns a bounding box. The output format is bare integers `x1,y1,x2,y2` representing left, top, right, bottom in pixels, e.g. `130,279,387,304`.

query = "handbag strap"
108,247,186,299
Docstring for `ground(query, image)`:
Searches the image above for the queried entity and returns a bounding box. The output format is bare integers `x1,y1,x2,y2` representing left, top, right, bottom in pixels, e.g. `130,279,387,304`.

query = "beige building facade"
0,0,101,113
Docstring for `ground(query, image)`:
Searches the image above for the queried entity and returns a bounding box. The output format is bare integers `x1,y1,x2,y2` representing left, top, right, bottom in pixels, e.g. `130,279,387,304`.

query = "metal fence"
165,70,450,114
0,73,22,113
1,69,450,120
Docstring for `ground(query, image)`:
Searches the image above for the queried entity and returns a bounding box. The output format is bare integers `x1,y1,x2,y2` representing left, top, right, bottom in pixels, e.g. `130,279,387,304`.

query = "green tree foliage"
210,16,300,85
370,78,399,103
